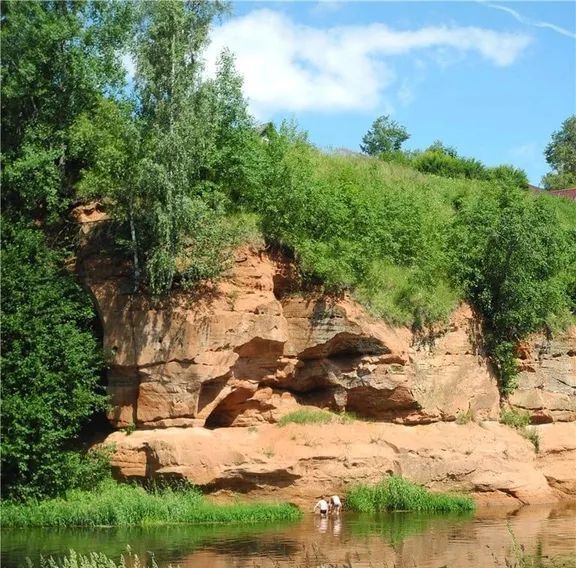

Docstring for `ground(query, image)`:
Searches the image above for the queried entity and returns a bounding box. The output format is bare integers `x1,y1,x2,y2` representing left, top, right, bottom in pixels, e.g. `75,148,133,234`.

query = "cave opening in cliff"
204,386,257,428
78,289,115,442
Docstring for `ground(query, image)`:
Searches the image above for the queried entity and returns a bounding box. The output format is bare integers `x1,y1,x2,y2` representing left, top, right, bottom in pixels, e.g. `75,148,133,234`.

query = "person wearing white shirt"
313,496,329,517
330,494,342,515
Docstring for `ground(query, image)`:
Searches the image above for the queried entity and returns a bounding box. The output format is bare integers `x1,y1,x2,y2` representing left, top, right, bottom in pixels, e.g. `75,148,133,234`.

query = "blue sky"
204,1,576,185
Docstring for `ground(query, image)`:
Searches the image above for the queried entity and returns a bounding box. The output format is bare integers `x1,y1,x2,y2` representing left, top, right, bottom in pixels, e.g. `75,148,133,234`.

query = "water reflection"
2,505,575,568
314,515,329,534
312,515,343,537
333,517,342,536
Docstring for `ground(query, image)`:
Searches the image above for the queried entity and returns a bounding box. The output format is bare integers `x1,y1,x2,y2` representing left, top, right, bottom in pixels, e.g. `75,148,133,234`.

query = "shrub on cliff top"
346,475,475,513
449,184,573,394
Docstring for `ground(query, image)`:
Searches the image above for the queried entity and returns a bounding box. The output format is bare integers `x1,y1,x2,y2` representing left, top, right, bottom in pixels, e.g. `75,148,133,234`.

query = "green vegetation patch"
500,409,540,453
26,548,168,568
277,409,354,427
345,475,475,514
500,408,531,429
0,480,301,528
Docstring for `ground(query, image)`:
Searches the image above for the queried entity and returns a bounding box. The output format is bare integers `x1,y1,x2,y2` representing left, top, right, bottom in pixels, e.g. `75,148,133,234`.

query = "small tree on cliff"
360,115,410,156
130,0,241,294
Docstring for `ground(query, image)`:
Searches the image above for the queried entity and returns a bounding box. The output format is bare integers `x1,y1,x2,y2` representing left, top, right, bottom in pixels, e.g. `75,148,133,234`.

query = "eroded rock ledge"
510,330,576,423
104,421,576,506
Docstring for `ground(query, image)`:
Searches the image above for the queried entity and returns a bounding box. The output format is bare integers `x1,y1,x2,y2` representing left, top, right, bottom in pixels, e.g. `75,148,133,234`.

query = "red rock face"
509,328,576,423
75,215,576,505
79,242,503,429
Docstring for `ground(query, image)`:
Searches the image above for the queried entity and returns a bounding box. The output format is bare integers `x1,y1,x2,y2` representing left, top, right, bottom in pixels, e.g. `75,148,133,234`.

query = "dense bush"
381,146,528,188
449,186,572,392
0,221,108,499
346,475,474,513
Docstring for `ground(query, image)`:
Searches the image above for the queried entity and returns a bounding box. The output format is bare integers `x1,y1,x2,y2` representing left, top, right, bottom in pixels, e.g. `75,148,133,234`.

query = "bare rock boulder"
509,328,576,423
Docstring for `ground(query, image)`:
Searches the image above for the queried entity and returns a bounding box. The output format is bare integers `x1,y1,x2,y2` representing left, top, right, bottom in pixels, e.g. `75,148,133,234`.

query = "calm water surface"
2,505,575,567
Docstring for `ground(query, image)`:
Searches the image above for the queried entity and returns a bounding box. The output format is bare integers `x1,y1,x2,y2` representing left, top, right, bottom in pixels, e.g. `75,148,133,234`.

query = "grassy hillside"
231,131,575,393
238,133,575,328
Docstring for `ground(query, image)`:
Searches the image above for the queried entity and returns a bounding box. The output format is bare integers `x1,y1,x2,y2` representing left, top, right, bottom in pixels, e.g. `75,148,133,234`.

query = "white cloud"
204,9,532,117
479,2,576,40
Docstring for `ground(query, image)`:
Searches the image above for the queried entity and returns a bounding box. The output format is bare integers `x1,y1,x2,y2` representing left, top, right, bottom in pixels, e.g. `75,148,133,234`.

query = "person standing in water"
313,496,329,517
329,494,342,516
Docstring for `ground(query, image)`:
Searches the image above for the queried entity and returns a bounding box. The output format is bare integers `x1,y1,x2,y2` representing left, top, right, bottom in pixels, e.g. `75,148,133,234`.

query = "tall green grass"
345,475,474,514
277,409,354,427
0,480,301,528
25,547,167,568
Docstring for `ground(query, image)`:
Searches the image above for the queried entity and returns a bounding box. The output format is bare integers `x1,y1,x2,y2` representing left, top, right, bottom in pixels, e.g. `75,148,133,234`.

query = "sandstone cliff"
81,243,503,429
75,207,575,505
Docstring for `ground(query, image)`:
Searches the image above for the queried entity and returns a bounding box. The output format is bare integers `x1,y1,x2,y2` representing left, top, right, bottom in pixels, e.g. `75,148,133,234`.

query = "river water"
2,505,575,567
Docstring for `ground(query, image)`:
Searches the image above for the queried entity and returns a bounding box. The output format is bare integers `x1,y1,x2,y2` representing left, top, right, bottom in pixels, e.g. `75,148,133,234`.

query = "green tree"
1,221,107,499
1,0,134,499
203,48,262,201
131,0,238,293
542,115,576,189
1,0,135,221
360,115,410,156
426,140,458,158
450,187,570,393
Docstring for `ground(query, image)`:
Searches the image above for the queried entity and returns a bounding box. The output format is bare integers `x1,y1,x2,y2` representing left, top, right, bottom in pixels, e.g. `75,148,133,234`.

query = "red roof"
548,188,576,201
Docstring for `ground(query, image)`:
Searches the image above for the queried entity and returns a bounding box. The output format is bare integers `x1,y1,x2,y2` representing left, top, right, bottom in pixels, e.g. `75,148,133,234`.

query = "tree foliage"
449,186,571,393
1,0,135,221
542,115,576,189
360,115,410,156
1,221,107,499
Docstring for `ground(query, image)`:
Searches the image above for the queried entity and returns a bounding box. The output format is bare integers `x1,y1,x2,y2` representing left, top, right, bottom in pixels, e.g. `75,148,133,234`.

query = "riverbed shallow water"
2,505,575,567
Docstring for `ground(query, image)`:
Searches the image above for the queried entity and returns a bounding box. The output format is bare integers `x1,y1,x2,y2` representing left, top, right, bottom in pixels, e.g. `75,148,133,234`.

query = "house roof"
548,188,576,201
